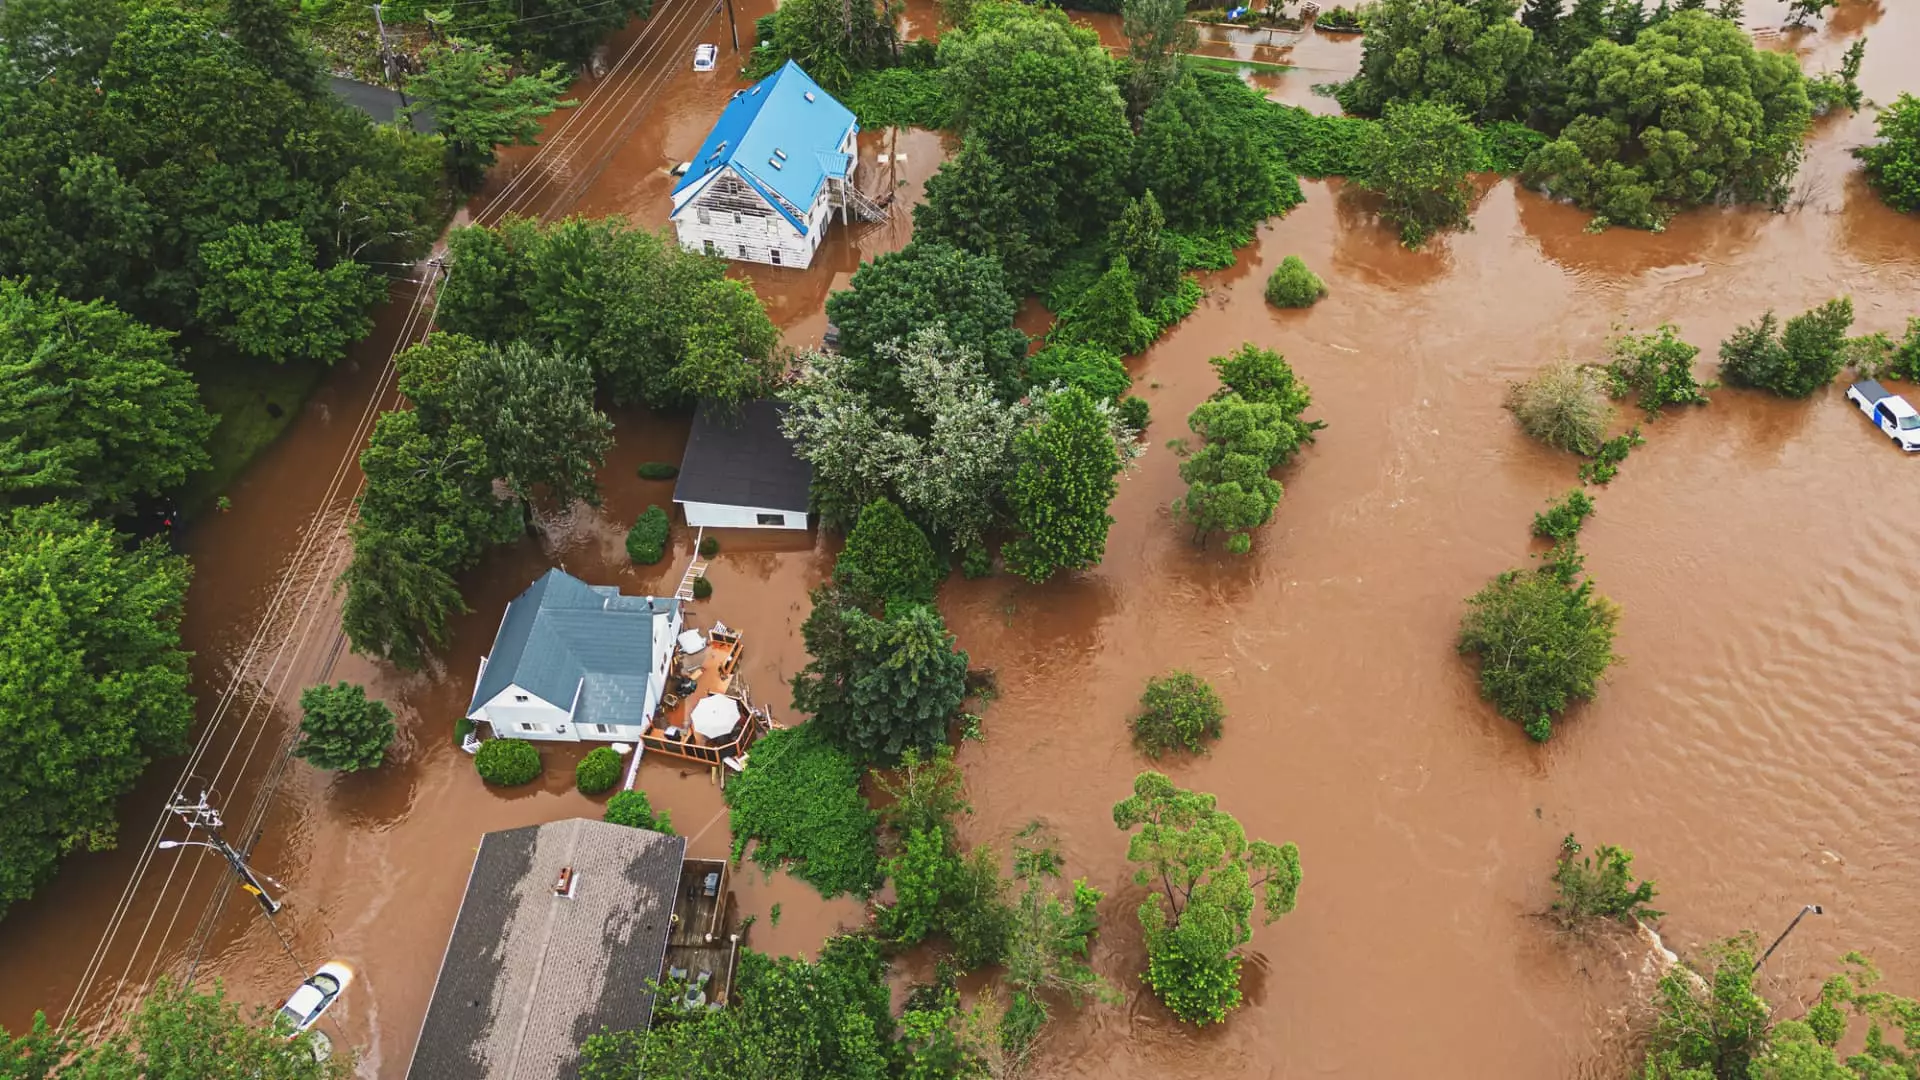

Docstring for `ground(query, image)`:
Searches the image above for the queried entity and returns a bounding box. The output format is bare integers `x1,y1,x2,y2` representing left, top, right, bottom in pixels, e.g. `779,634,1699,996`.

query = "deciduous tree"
294,682,397,772
1857,93,1920,214
1355,99,1481,247
1005,387,1123,582
1457,549,1619,741
407,41,574,188
0,280,213,511
0,504,193,920
195,220,381,365
444,339,613,505
1336,0,1535,121
1719,298,1853,399
1112,772,1302,1026
1122,0,1197,114
825,242,1028,405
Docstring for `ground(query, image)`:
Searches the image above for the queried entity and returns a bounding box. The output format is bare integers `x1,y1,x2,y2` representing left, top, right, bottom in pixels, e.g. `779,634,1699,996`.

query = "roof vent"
554,867,575,897
773,148,788,160
707,141,727,160
803,91,816,102
751,85,762,95
768,157,784,170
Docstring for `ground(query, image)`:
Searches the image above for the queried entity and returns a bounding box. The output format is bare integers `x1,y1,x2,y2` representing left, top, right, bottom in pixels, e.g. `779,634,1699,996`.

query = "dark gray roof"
673,399,813,514
468,570,677,715
407,819,687,1080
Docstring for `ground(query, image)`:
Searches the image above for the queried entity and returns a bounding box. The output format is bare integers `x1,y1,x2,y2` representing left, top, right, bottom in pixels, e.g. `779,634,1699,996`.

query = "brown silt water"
3,3,1920,1078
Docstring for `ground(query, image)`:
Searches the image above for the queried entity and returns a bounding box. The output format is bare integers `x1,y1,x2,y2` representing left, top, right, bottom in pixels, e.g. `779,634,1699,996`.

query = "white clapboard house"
466,569,682,743
673,399,812,530
668,61,867,270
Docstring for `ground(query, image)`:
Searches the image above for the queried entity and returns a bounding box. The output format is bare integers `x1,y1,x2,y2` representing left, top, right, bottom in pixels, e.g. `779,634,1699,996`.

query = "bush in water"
476,738,541,785
1505,361,1613,456
605,789,674,833
575,746,623,794
1263,256,1327,308
1130,671,1225,757
626,505,670,565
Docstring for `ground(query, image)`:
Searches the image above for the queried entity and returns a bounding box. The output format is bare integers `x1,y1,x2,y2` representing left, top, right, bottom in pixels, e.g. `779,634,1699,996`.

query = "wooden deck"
637,627,770,769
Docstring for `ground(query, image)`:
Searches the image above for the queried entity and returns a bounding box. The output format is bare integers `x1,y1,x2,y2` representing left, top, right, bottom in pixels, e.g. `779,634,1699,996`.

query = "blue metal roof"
467,569,677,717
671,61,857,234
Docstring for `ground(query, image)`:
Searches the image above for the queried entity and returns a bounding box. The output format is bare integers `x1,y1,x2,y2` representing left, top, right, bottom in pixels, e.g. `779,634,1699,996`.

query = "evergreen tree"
913,136,1047,293
1060,257,1155,356
1111,192,1181,309
791,596,970,763
294,682,396,773
1520,0,1565,46
835,498,945,609
1005,387,1122,583
1134,73,1276,232
226,0,319,93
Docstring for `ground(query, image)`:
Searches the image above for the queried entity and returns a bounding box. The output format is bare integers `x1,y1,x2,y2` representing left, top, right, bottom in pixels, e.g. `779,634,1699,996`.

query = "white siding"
679,501,808,530
672,167,820,269
475,684,575,742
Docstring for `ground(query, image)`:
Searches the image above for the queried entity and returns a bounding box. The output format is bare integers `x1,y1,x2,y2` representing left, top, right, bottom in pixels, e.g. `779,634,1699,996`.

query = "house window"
770,249,782,266
756,513,785,526
733,211,742,225
518,722,543,732
697,206,710,225
703,239,716,256
514,694,529,702
738,245,746,258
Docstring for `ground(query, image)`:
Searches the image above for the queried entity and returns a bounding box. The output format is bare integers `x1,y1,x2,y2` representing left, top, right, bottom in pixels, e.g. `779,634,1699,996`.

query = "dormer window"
774,149,787,161
768,158,783,170
515,694,529,702
804,91,816,103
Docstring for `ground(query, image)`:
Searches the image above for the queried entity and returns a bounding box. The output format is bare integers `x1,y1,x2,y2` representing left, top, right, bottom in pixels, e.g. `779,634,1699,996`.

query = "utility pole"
161,792,283,916
372,3,394,85
1753,903,1824,973
723,0,740,53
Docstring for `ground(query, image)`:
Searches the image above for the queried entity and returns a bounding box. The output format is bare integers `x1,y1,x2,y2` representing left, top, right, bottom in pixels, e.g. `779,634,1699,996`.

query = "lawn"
178,346,328,515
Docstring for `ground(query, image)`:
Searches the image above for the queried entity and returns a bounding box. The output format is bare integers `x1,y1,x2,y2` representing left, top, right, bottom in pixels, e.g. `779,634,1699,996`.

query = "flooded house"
407,818,736,1079
668,61,882,269
672,398,812,530
468,568,771,769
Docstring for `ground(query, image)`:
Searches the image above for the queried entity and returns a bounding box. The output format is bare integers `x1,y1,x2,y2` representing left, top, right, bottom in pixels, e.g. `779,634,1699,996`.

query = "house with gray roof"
467,569,682,744
406,818,688,1080
673,399,812,530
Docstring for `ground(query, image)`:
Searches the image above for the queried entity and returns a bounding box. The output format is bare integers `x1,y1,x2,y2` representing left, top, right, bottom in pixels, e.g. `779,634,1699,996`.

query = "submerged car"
1845,380,1920,452
276,961,353,1036
693,43,718,72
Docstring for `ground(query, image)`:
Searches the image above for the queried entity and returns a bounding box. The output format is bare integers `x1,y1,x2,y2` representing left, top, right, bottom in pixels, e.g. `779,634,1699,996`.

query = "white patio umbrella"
689,694,742,739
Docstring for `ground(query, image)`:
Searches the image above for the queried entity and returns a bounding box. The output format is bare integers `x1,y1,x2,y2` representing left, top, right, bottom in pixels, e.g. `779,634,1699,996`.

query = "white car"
1845,380,1920,452
692,44,717,72
276,961,353,1036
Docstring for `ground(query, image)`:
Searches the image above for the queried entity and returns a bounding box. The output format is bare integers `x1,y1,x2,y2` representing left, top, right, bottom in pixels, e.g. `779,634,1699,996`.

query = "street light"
157,837,282,915
156,840,212,851
1754,904,1824,973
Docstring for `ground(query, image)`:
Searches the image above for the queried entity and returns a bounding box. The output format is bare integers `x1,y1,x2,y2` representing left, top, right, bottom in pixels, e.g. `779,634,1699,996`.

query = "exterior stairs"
840,183,892,224
674,527,709,603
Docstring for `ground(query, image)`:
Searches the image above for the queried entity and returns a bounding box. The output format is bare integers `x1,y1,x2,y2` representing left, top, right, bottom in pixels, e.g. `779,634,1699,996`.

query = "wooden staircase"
674,527,709,603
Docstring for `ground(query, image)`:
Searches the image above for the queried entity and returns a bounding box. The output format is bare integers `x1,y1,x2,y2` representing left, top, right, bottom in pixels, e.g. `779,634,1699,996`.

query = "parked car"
693,44,717,72
276,961,354,1036
1845,380,1920,452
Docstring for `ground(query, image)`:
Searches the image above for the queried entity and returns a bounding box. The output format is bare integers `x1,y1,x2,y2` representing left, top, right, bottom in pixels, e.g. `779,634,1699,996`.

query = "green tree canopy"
1110,191,1182,310
1056,257,1156,357
669,278,783,408
0,978,345,1078
1133,72,1278,233
195,220,381,365
721,722,881,897
939,2,1133,259
1122,0,1197,114
1026,344,1132,401
340,411,521,669
748,0,898,92
1174,346,1320,551
1521,11,1811,230
435,0,656,66
1457,550,1619,740
913,135,1048,293
0,279,213,511
1355,99,1481,247
444,338,613,505
1858,92,1920,214
1112,772,1302,1025
1005,386,1123,583
791,591,970,763
1719,299,1854,399
0,503,193,919
835,497,945,609
294,681,397,772
407,41,575,187
826,242,1028,407
1336,0,1535,121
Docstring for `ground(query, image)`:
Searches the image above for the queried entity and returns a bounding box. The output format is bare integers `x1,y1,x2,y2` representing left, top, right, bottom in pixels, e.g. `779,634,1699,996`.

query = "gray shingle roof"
468,570,677,716
407,819,687,1080
673,399,812,514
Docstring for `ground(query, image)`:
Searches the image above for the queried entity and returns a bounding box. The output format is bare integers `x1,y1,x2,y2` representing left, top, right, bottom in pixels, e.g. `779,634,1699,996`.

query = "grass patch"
724,724,882,899
1184,54,1293,75
178,348,328,515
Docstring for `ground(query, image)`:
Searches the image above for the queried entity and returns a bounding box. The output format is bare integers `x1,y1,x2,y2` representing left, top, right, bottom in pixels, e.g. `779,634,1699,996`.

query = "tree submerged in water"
1549,834,1662,930
1458,543,1619,741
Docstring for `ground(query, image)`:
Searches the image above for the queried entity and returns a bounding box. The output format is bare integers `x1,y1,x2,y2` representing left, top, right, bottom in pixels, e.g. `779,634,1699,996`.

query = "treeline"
340,215,781,669
0,0,453,921
0,979,343,1078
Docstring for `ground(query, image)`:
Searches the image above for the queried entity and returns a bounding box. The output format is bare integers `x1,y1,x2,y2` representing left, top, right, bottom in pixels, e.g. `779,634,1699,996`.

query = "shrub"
1264,256,1327,308
605,789,674,833
1117,395,1152,433
1719,299,1855,398
626,505,670,564
1532,490,1594,543
834,498,944,608
1505,362,1613,456
1858,92,1920,213
1025,344,1131,400
575,746,623,794
1579,428,1643,486
960,543,993,580
1458,563,1619,741
1315,3,1362,30
1843,318,1920,382
475,738,542,785
1130,672,1225,757
1550,834,1663,930
1354,99,1479,247
1604,326,1708,417
293,682,396,772
637,461,679,480
697,535,719,558
722,725,881,898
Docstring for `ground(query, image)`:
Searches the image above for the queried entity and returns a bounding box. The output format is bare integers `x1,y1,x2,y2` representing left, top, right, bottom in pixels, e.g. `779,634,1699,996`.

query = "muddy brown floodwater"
5,2,1920,1078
